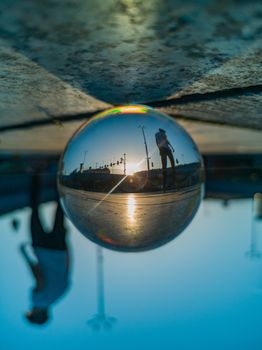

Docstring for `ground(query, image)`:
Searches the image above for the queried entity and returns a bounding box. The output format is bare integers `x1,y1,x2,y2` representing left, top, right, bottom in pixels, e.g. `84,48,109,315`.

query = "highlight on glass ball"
58,105,204,252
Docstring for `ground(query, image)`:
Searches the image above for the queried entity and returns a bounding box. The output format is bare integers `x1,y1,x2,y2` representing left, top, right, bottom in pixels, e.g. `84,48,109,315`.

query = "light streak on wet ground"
60,185,202,250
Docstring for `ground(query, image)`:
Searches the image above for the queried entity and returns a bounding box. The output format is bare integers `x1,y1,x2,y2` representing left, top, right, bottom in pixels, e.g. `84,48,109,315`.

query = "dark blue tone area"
1,197,262,350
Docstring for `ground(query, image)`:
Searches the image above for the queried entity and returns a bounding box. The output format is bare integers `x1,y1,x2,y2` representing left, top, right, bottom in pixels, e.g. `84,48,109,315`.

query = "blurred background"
0,0,262,349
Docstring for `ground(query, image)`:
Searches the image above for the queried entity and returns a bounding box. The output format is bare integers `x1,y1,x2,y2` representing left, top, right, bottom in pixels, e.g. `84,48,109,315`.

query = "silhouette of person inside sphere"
155,128,176,189
20,173,70,325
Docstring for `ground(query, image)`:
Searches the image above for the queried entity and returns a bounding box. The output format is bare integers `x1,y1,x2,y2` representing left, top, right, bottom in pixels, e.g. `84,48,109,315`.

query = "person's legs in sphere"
160,149,168,189
166,149,176,184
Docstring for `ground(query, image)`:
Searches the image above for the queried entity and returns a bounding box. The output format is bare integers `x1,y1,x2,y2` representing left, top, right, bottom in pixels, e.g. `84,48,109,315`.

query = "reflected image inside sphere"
58,105,204,252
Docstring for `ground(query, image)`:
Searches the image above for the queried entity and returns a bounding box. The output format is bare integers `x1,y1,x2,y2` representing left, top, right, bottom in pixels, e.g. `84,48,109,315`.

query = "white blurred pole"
247,193,262,258
96,246,105,316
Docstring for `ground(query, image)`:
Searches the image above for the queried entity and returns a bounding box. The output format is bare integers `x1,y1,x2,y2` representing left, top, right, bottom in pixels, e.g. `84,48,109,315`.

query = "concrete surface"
0,0,261,153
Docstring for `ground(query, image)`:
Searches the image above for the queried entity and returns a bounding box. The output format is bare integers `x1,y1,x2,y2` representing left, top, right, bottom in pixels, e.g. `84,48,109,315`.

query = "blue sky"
1,199,262,350
62,110,201,175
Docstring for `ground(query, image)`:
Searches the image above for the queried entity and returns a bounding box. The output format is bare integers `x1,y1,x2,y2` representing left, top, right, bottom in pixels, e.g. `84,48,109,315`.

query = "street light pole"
83,150,88,167
123,153,126,175
138,125,150,173
247,193,262,258
97,246,105,317
87,246,117,330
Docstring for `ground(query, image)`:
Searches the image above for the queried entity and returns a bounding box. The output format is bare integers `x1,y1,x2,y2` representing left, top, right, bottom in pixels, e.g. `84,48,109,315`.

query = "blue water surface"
1,199,262,350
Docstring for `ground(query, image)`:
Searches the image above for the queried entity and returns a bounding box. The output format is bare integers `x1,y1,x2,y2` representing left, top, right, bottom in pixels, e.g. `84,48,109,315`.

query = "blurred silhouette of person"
155,128,176,189
20,173,70,325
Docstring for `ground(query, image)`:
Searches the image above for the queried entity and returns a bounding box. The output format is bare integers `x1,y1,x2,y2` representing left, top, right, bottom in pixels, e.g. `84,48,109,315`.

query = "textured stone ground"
0,0,261,153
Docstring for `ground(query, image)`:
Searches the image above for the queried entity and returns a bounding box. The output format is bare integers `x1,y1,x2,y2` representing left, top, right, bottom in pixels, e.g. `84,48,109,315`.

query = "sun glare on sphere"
126,162,139,176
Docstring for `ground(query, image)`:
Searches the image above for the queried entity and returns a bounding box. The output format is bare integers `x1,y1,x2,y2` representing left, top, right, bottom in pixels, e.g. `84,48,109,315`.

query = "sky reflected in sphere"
58,105,204,251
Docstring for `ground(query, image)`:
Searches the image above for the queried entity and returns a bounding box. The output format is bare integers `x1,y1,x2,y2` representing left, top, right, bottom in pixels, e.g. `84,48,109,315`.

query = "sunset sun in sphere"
126,162,140,176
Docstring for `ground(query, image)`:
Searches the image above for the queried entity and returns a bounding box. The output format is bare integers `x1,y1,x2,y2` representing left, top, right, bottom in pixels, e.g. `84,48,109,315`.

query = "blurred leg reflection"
21,173,70,325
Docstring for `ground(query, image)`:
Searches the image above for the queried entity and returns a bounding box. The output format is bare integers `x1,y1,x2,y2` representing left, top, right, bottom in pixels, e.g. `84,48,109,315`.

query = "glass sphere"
58,105,204,252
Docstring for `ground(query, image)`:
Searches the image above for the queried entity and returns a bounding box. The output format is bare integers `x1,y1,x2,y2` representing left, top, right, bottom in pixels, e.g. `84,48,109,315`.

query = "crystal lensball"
58,105,204,252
